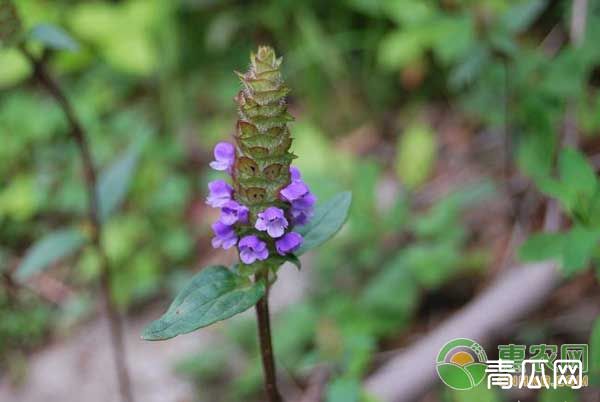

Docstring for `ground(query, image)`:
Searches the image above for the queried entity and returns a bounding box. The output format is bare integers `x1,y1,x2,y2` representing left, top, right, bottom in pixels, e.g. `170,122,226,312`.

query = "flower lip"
209,142,235,172
211,221,237,249
206,179,233,208
238,235,269,264
220,200,249,225
255,207,288,238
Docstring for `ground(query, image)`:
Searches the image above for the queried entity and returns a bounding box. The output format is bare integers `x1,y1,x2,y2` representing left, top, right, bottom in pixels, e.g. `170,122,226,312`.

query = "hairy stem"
20,45,134,402
255,271,282,402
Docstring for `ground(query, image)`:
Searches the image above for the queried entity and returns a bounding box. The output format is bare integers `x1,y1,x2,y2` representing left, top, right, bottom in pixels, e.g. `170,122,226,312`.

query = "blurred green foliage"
2,0,600,400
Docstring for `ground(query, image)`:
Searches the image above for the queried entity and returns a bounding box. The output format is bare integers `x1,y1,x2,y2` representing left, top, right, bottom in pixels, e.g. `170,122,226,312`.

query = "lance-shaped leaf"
29,23,79,51
97,140,142,222
16,228,87,282
142,266,265,341
296,191,352,255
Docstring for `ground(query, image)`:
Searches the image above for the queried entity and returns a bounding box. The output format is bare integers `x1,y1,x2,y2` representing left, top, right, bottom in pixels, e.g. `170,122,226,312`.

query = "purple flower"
255,207,288,238
280,180,316,226
280,181,310,202
211,221,237,249
238,235,269,264
276,232,303,255
220,200,249,225
206,179,233,208
290,166,302,182
209,142,235,172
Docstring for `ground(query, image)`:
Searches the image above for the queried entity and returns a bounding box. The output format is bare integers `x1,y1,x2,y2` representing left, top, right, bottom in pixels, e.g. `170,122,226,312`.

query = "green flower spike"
233,46,296,220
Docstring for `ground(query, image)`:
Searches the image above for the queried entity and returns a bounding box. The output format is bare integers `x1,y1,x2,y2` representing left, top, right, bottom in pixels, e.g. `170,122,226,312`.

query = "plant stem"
20,45,134,402
255,271,282,402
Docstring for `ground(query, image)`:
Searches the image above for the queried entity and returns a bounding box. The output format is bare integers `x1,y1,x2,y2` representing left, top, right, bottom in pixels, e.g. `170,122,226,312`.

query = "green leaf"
142,266,265,341
559,148,597,193
590,317,600,386
539,387,579,402
29,24,79,51
500,0,547,34
518,233,565,262
446,382,500,402
396,123,437,189
16,228,87,282
562,226,600,274
283,254,301,270
296,192,352,255
97,140,142,222
326,378,361,402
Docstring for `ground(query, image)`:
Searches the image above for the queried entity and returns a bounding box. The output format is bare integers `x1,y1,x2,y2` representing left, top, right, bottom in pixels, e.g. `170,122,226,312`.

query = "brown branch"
19,45,134,402
256,270,283,402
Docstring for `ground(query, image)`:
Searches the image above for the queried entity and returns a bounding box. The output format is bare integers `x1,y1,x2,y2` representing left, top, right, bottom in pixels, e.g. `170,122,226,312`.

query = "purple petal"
280,182,309,202
292,192,316,210
256,247,269,261
266,221,286,238
206,179,233,208
238,235,269,264
276,232,303,255
210,142,235,172
291,210,310,226
255,207,288,238
240,249,257,264
220,200,249,225
211,221,237,249
290,166,302,182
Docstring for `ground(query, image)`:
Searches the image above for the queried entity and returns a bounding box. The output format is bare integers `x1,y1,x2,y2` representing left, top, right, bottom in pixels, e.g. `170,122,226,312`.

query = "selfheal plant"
142,46,351,402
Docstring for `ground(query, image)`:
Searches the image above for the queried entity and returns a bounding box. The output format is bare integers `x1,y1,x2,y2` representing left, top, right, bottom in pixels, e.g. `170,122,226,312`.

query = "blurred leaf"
361,254,418,333
16,228,87,281
396,123,437,189
518,130,556,179
29,23,79,51
326,377,361,402
142,266,265,340
378,30,427,70
562,226,600,274
590,316,600,386
449,46,489,89
539,387,578,402
296,192,352,255
559,148,597,195
500,0,547,34
0,48,30,88
405,243,461,289
446,382,500,402
97,140,142,222
518,233,564,262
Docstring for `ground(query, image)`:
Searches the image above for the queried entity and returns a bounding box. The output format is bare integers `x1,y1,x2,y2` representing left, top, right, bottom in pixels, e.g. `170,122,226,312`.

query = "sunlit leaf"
396,123,437,189
142,266,265,341
16,228,87,281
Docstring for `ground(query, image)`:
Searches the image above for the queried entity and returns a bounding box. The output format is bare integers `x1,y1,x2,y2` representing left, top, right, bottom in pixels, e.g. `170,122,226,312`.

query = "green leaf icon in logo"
436,338,488,390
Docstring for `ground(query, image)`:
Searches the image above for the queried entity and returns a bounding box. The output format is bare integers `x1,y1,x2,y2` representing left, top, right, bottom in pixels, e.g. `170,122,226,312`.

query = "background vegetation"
1,0,600,401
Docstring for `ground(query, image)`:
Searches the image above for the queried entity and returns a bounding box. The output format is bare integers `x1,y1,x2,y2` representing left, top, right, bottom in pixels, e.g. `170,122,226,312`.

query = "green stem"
19,44,134,402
